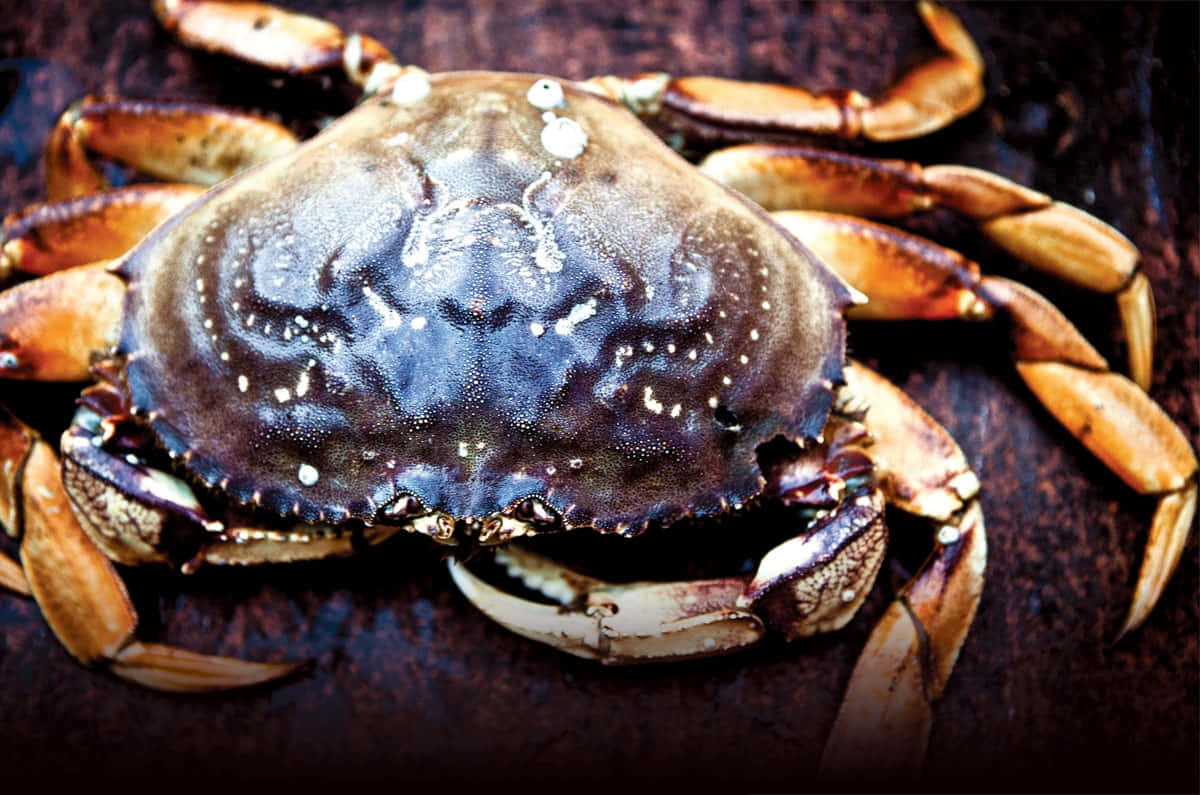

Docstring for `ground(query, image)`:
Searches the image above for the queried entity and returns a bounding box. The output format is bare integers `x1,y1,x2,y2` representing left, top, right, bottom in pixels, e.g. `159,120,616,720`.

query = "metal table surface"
1,2,1196,791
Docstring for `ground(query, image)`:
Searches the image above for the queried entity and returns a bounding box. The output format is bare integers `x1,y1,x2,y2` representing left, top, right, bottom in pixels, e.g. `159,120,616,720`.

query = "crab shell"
113,71,852,533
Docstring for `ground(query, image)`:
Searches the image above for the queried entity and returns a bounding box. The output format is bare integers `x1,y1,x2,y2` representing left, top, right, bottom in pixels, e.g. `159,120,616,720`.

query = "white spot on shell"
541,117,588,159
297,464,319,487
554,300,597,335
410,316,427,330
391,69,431,104
749,328,760,341
841,589,856,603
295,371,310,398
530,322,546,337
294,315,309,328
362,284,404,328
237,375,249,393
274,387,291,403
643,386,664,414
569,458,583,469
458,442,469,458
527,79,566,110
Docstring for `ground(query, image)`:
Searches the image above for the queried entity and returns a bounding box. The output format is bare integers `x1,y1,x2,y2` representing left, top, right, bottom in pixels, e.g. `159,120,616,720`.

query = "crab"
0,0,1195,782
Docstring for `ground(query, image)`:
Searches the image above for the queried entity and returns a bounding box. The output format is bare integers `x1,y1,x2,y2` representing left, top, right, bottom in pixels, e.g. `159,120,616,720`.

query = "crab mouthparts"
383,495,564,548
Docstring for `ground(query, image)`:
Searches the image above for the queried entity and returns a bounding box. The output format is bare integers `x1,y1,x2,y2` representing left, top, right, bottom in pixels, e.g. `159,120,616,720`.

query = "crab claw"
741,488,887,640
0,406,307,692
447,546,765,664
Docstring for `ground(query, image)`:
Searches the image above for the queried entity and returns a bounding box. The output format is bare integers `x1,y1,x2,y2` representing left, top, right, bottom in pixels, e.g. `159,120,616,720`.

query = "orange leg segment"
588,2,983,144
2,184,204,279
46,96,298,201
707,148,1152,389
154,0,395,88
0,261,125,382
820,362,986,782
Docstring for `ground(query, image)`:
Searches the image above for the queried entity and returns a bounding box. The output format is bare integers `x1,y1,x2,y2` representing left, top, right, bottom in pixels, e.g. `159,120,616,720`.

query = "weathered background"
1,1,1196,791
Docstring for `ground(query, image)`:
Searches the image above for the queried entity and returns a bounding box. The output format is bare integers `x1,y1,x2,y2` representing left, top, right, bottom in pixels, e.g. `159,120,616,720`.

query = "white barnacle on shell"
553,300,598,335
540,117,588,159
527,78,566,110
390,68,432,104
297,463,320,487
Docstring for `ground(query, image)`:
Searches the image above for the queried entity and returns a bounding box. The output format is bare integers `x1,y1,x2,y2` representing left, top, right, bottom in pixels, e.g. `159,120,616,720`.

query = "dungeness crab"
0,0,1195,779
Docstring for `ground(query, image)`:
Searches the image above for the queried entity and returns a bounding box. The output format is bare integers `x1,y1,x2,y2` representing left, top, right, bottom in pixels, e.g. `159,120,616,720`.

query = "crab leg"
710,150,1152,390
587,2,982,145
449,483,892,660
818,362,986,781
2,185,204,280
709,150,1153,390
776,212,1197,634
46,96,298,200
448,549,766,664
0,406,305,691
154,0,396,90
0,261,125,381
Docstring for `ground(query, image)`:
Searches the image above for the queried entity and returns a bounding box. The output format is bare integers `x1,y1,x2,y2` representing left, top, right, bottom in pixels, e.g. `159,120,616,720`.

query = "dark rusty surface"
0,2,1196,791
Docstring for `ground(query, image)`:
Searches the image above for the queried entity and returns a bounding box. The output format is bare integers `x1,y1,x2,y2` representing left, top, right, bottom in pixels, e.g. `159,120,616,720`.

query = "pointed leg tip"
0,551,31,596
111,640,312,693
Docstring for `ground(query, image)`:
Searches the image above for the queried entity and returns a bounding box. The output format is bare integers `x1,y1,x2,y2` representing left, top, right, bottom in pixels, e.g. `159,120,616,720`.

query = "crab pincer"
0,407,307,691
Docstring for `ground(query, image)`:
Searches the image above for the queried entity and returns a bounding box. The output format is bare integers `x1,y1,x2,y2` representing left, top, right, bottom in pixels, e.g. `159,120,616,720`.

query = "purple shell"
117,72,851,531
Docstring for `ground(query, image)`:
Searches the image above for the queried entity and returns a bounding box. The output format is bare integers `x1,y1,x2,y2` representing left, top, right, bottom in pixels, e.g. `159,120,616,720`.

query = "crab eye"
714,405,741,432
